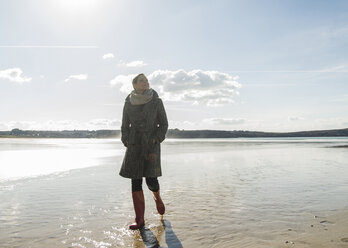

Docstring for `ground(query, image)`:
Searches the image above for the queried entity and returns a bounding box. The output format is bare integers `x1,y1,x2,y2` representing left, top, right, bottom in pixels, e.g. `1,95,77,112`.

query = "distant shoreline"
1,127,348,138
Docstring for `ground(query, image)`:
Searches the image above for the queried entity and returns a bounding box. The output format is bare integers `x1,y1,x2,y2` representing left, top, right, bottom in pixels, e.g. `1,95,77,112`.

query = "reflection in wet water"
0,138,348,247
0,138,120,180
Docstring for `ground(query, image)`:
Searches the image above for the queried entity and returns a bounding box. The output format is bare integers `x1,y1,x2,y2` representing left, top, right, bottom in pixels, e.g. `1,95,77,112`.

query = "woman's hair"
132,73,147,85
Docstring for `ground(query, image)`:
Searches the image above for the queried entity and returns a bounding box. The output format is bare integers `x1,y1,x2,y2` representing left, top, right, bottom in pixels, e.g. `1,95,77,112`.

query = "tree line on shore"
0,127,348,138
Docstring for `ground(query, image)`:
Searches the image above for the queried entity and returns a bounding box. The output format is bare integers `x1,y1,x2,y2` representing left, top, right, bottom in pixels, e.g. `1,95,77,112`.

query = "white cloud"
168,120,197,129
111,69,241,106
168,118,249,130
204,118,246,125
3,121,36,130
102,53,115,59
327,94,348,103
318,63,348,73
64,74,88,82
0,68,32,83
149,69,241,106
110,74,136,92
88,118,120,128
118,60,147,67
287,116,304,121
0,119,121,131
314,117,348,127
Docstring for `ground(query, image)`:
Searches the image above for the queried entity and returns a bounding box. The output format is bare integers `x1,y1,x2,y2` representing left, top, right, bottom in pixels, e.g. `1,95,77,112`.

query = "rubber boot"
129,190,145,230
153,189,165,215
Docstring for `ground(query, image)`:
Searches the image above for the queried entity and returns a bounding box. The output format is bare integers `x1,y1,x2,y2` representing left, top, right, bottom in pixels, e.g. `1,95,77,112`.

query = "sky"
1,0,348,132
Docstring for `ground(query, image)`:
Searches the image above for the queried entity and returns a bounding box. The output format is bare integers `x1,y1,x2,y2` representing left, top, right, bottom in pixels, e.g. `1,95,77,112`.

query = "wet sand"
1,138,348,247
279,209,348,248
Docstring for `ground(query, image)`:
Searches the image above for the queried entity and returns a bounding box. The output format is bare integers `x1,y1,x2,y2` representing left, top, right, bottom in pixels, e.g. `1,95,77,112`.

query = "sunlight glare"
56,0,99,14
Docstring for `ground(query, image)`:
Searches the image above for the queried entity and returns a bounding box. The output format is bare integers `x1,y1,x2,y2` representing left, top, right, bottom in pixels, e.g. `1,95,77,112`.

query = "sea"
0,137,348,247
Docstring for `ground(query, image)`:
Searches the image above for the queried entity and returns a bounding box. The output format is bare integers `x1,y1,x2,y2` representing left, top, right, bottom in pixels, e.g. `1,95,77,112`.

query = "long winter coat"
119,90,168,179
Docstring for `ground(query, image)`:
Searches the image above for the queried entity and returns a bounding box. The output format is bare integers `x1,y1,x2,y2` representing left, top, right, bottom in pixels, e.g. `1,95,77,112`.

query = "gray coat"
119,90,168,179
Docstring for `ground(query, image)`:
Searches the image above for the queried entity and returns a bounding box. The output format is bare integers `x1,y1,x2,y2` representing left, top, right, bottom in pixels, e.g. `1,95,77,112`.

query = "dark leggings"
132,177,159,192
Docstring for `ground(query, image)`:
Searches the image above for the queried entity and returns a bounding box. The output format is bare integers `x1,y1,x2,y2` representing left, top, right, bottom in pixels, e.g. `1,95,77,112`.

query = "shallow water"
0,137,348,247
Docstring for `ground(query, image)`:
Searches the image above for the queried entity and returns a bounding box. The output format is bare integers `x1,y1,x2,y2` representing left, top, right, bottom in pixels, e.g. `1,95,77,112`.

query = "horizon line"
1,127,347,133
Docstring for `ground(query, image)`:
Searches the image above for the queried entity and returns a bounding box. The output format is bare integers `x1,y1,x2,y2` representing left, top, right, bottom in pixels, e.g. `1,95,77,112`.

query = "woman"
119,73,168,230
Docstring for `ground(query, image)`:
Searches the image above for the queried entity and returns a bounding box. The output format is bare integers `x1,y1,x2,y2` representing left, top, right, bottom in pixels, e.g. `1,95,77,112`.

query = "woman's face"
133,75,150,93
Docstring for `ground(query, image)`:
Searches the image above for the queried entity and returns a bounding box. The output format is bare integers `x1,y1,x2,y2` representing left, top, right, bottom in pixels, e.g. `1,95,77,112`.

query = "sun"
36,0,116,35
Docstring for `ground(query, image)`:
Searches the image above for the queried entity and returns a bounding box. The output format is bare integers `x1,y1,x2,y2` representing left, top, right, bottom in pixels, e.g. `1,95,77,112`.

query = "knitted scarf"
129,88,154,105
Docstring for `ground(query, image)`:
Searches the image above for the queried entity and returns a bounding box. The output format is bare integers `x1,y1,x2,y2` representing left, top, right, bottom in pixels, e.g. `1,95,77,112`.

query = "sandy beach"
284,209,348,248
1,138,348,247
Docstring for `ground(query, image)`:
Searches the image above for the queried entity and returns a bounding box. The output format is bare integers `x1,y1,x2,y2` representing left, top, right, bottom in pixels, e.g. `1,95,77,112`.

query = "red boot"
153,189,165,215
129,190,145,230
